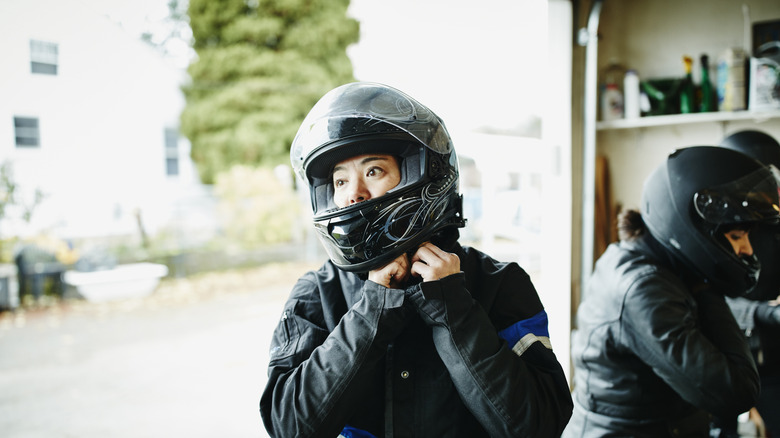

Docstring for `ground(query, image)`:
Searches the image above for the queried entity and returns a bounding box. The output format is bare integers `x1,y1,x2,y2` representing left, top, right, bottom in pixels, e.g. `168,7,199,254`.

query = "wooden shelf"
596,109,780,131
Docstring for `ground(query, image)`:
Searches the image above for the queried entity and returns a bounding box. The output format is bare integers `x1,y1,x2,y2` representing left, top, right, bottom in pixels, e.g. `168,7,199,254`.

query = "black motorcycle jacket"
564,233,759,437
260,243,573,437
725,224,780,376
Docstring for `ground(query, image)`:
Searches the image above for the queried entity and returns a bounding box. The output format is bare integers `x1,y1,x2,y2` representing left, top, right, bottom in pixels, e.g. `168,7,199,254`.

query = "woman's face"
723,229,754,257
332,154,401,208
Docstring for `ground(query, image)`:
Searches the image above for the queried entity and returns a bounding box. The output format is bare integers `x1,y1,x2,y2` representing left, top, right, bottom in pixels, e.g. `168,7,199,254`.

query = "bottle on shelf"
680,55,696,114
717,48,748,111
624,69,641,119
699,54,716,112
601,84,624,121
600,60,625,121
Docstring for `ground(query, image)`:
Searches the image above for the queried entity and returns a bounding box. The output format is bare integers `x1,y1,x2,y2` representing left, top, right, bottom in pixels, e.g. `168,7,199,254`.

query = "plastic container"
600,60,626,121
601,84,624,121
717,48,747,111
624,69,641,119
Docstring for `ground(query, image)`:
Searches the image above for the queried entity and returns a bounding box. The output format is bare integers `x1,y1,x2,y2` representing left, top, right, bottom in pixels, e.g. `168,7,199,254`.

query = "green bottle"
699,54,715,112
680,55,695,114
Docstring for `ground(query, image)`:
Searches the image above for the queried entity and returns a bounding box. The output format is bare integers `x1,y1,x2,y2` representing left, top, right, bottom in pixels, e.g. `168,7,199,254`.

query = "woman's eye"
728,232,745,241
367,167,382,177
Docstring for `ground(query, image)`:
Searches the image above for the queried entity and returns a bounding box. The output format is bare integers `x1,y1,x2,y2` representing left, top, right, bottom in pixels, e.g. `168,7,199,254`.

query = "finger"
412,246,460,282
411,244,437,265
420,241,448,257
415,246,453,271
369,254,408,287
410,259,431,279
388,254,411,285
390,260,408,283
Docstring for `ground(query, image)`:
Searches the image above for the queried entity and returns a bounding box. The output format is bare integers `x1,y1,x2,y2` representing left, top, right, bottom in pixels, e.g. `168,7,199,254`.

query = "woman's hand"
411,242,460,282
368,253,410,288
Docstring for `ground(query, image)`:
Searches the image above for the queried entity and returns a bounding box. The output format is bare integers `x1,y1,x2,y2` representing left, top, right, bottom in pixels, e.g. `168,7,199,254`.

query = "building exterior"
0,0,205,245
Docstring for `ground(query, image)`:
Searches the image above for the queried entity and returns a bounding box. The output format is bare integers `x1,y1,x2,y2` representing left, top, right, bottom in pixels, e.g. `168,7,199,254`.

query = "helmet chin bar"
314,176,464,273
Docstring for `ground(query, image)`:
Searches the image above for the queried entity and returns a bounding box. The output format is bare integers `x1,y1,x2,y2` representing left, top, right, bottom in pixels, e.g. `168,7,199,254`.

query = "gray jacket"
260,243,572,437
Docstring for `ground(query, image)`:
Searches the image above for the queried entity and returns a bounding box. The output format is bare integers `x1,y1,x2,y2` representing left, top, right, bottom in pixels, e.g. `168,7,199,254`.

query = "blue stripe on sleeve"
497,310,550,346
339,425,378,438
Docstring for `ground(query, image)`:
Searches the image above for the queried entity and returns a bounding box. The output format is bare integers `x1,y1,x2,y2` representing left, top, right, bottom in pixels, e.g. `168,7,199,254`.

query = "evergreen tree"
181,0,358,184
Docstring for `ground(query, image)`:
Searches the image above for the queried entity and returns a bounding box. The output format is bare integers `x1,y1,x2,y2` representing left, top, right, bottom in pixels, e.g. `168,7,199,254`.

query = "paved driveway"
0,262,318,438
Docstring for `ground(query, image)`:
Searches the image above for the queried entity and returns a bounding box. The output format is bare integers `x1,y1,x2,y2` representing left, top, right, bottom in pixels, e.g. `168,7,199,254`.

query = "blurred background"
0,0,567,294
0,0,778,436
0,0,569,436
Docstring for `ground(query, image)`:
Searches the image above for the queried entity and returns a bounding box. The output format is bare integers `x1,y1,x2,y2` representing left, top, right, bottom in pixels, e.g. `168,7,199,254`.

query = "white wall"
0,0,201,241
598,121,780,213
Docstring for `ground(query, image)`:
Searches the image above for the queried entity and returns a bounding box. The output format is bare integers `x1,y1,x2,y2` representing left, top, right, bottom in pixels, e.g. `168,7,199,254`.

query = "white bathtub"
63,263,169,302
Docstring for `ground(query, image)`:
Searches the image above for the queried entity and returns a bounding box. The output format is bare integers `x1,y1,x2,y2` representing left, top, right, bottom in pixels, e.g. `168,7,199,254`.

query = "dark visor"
694,165,780,225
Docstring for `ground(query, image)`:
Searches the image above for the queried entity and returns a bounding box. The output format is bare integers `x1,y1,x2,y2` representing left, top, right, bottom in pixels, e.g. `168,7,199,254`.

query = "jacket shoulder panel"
459,245,544,330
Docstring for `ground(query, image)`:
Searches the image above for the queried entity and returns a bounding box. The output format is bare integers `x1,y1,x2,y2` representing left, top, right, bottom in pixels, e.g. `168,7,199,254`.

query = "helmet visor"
290,82,452,181
694,165,780,225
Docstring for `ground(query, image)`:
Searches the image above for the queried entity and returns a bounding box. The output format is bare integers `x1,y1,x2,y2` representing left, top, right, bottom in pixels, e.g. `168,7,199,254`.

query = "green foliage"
182,0,358,184
214,165,300,246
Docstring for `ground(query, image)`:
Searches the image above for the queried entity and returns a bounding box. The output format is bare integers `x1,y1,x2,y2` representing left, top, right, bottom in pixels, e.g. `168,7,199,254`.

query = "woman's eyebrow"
359,156,390,165
332,156,389,174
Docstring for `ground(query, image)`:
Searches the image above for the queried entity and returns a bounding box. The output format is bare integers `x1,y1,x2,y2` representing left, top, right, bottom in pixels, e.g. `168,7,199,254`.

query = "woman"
564,146,780,437
260,82,573,437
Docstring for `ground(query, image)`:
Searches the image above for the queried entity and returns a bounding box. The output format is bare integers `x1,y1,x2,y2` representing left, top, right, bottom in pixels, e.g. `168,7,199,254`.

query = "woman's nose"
741,238,754,257
348,181,369,204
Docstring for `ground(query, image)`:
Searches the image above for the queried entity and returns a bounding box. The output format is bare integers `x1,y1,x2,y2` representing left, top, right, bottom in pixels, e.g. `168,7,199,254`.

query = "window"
30,40,58,75
164,128,179,176
14,117,40,147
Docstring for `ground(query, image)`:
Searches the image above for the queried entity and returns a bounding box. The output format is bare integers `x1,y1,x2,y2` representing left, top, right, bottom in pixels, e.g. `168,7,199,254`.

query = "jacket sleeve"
405,271,573,437
259,275,410,438
725,295,758,333
621,273,759,418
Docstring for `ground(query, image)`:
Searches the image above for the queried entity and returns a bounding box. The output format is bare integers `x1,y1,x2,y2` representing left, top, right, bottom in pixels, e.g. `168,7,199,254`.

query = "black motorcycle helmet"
721,130,780,169
641,146,780,296
290,82,465,272
720,130,780,300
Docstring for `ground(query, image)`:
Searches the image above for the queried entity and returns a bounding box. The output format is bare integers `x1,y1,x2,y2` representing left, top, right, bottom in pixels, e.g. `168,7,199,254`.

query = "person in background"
563,145,780,437
710,130,780,438
259,82,573,437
